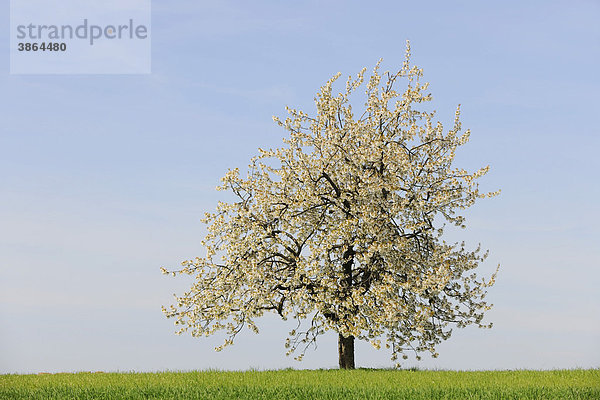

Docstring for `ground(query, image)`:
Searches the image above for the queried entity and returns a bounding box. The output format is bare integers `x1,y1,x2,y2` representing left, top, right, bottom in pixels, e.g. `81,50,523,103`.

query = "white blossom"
162,41,499,363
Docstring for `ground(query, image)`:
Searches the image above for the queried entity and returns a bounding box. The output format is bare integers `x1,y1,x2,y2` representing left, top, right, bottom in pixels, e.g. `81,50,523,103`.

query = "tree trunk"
338,244,356,369
338,333,355,369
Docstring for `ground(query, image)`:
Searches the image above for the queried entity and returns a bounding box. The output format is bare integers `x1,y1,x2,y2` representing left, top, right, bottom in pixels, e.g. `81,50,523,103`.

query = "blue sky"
1,0,599,373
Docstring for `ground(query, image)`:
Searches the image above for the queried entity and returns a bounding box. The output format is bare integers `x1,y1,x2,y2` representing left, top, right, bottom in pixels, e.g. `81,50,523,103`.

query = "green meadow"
1,369,598,399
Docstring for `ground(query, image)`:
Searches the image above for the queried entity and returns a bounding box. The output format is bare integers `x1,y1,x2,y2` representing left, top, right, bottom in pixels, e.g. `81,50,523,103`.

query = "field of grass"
1,368,598,399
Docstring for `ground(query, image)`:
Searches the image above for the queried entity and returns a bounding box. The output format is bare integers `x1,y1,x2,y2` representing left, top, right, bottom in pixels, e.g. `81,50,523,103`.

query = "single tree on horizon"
162,42,499,369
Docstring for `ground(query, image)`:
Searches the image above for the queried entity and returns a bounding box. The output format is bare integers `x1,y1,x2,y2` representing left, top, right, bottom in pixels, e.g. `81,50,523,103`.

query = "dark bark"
342,246,354,290
338,333,355,369
338,245,356,369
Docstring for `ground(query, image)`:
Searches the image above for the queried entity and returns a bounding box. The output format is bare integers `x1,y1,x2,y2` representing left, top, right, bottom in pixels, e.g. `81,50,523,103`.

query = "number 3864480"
18,42,67,51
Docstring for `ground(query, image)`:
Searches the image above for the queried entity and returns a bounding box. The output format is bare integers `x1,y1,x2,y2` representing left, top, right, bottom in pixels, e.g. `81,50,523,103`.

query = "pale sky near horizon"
1,0,599,373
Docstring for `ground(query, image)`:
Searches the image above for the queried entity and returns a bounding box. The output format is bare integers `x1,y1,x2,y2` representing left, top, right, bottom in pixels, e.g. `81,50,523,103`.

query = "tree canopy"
162,42,499,369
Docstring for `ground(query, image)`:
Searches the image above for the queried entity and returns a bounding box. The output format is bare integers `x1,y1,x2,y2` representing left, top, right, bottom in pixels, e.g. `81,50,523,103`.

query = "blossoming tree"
162,43,499,369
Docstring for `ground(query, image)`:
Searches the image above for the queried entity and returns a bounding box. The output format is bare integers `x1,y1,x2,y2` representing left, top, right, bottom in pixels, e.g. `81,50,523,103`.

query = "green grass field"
1,369,598,399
